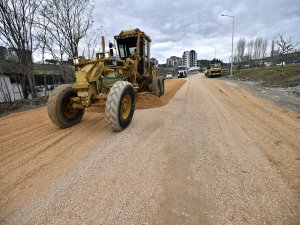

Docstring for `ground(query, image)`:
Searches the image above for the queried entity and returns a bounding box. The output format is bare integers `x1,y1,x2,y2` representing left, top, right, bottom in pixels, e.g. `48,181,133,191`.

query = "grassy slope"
223,64,300,87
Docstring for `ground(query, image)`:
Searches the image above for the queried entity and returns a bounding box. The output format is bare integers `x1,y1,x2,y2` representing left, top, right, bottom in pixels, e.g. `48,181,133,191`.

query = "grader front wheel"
105,81,136,131
47,84,85,128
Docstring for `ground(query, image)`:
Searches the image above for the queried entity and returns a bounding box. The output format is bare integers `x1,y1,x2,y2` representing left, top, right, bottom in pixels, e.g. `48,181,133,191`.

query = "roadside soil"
221,77,300,112
0,74,299,224
0,96,48,117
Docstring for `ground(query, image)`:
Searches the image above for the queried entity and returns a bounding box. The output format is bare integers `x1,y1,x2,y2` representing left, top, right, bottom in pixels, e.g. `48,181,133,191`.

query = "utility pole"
221,14,234,76
210,45,217,59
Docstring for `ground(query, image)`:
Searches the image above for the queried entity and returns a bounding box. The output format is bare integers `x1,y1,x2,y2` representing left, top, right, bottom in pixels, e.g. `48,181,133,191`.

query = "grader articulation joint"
47,28,164,131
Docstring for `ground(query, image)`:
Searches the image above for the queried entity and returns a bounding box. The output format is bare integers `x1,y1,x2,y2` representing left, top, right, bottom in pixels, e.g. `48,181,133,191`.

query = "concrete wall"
0,75,23,102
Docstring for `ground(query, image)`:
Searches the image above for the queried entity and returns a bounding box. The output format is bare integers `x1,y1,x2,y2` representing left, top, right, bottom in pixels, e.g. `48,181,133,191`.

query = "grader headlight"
73,57,79,65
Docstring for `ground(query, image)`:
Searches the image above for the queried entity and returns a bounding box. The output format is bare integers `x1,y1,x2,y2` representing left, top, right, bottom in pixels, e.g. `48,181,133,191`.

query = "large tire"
158,77,165,96
47,84,85,128
105,81,136,131
150,78,160,96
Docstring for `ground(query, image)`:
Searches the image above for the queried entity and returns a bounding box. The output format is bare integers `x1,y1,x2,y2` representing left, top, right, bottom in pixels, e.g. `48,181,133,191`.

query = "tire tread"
105,81,134,131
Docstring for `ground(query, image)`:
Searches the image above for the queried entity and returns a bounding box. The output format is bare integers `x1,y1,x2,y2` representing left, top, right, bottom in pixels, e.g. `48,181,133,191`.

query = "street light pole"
221,14,234,76
210,45,216,59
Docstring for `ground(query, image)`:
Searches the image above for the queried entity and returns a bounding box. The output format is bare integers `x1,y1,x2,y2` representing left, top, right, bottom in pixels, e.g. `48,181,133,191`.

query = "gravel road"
0,74,299,224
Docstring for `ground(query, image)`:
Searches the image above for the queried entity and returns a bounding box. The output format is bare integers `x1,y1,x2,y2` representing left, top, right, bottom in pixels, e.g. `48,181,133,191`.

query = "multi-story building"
182,51,190,68
182,50,197,68
166,56,182,68
190,50,197,67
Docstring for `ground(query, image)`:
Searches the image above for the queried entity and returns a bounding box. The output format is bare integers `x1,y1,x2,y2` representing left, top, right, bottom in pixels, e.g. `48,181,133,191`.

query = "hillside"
223,64,300,87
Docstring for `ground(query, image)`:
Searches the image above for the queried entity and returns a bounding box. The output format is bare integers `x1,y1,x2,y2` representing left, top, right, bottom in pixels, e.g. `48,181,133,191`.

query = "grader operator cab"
47,28,164,131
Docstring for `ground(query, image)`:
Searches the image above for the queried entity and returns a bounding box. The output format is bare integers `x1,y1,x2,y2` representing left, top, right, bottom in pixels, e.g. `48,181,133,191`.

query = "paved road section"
0,74,299,224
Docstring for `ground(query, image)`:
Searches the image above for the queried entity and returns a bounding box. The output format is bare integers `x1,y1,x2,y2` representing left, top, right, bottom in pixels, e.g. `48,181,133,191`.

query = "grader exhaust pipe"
102,36,105,52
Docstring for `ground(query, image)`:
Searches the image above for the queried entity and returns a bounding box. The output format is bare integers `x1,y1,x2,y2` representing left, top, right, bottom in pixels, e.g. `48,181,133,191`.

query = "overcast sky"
92,0,300,63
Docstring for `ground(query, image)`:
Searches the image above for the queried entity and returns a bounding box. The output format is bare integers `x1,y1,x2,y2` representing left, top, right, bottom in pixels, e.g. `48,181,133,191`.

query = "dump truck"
205,59,222,77
47,28,164,131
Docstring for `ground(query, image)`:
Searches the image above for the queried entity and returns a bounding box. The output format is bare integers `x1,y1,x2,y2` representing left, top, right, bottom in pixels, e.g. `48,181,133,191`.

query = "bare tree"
247,40,254,61
0,0,39,98
275,33,300,66
81,27,104,60
38,3,68,62
253,37,263,59
252,37,268,68
35,5,50,96
270,38,275,57
40,0,93,59
261,39,268,59
233,50,238,64
236,37,246,66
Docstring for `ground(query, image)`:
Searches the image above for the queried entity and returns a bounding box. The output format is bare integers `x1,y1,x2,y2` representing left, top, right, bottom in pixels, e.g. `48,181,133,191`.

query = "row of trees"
0,0,103,99
234,37,268,65
234,34,299,68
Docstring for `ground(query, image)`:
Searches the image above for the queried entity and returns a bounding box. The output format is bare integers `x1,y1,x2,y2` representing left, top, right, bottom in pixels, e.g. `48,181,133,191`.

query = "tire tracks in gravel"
155,75,300,225
0,112,108,222
0,112,103,168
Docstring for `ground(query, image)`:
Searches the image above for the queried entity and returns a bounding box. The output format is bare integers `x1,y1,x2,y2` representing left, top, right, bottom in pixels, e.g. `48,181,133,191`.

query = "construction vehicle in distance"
205,59,222,77
177,66,188,78
47,28,164,131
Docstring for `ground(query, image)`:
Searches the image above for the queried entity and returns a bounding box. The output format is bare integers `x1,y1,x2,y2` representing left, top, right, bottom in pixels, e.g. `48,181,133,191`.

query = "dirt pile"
88,79,186,112
136,79,186,109
0,96,48,116
0,80,186,117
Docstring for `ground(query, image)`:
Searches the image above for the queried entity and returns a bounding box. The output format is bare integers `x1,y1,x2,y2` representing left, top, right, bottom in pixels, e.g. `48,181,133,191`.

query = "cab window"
117,37,138,59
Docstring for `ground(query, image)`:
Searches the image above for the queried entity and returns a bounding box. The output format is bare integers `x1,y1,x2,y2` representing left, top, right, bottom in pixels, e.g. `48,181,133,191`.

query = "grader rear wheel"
105,81,136,131
47,84,85,128
150,78,160,96
159,77,165,96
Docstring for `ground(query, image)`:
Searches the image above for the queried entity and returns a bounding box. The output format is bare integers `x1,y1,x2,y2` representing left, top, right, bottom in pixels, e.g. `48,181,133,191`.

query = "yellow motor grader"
47,28,164,131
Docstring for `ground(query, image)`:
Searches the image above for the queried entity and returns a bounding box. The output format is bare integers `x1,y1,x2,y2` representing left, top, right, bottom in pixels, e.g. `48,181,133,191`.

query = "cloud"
92,0,300,63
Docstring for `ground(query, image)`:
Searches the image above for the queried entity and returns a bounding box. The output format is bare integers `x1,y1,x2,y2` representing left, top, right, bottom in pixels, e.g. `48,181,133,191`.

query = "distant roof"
0,60,23,74
0,60,75,76
33,64,75,76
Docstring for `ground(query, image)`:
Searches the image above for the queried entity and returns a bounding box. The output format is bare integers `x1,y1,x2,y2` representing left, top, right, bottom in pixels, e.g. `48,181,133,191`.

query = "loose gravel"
0,75,299,224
